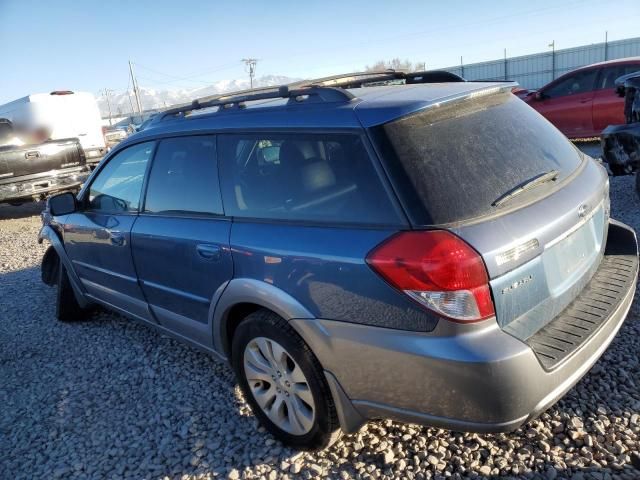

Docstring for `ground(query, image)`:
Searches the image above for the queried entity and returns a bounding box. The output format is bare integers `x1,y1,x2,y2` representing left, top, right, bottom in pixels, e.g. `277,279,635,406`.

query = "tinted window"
218,133,401,224
544,69,597,98
592,64,640,90
372,92,583,225
88,142,153,212
144,136,222,215
598,67,621,90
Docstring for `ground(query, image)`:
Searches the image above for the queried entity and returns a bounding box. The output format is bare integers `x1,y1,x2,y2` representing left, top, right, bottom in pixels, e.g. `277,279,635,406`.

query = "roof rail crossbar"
159,85,354,121
296,69,466,90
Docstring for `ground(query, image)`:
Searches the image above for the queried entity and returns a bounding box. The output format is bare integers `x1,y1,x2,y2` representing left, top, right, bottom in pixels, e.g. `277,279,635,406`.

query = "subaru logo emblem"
578,204,589,218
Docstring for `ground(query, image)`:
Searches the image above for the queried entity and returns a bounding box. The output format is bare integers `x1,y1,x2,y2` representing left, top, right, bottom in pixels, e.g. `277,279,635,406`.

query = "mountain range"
97,75,300,118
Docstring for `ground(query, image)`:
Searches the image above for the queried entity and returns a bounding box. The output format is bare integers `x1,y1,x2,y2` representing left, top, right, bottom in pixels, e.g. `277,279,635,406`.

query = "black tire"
231,309,342,450
55,264,87,322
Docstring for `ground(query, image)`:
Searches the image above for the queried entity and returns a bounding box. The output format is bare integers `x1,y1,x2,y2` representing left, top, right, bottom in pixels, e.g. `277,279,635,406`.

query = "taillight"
366,230,495,322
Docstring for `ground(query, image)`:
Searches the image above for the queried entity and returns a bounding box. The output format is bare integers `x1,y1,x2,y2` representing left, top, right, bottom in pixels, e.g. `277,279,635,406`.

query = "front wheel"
231,309,342,450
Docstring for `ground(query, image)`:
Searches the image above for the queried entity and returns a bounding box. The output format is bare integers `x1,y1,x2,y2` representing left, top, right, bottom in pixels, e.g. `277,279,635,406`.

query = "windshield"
371,91,583,225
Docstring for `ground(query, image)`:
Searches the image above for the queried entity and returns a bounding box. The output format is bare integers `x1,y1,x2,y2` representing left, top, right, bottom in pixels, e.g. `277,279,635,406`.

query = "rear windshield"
371,91,583,225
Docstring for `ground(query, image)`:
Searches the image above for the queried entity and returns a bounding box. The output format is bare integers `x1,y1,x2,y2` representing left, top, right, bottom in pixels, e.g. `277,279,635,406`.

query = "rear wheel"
231,309,341,450
56,264,87,322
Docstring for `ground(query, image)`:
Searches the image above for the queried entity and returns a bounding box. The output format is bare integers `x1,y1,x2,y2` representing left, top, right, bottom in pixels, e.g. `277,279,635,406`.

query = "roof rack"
301,69,465,89
155,69,468,123
159,85,355,120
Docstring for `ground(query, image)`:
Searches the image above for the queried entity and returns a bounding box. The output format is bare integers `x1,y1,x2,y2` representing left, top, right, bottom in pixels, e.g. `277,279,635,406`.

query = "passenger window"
88,142,153,213
544,69,597,98
218,133,400,224
144,136,222,215
597,67,618,90
595,65,639,90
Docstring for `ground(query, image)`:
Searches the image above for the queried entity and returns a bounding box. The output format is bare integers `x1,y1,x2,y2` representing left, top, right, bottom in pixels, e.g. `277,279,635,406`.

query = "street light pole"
549,40,556,80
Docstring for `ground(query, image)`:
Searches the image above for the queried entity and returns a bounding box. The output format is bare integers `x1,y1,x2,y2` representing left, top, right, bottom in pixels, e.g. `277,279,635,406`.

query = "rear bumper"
0,166,90,203
292,220,638,433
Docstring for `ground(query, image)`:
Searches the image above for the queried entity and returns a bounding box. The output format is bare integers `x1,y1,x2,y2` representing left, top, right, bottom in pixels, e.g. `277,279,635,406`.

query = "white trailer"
0,91,106,161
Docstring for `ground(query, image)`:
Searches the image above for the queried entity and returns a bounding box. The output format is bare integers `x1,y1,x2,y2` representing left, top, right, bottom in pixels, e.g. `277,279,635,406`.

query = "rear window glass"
372,92,583,225
218,133,401,225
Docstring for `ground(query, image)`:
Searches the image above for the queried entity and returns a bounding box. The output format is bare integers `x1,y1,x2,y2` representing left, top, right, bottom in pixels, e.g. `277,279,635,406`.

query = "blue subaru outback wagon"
40,72,638,450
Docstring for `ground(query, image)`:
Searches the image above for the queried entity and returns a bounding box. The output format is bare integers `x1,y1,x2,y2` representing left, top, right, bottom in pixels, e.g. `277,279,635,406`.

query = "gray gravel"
1,172,639,479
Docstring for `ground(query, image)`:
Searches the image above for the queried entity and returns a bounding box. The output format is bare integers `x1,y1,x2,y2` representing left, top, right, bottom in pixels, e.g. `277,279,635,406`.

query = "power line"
133,61,241,84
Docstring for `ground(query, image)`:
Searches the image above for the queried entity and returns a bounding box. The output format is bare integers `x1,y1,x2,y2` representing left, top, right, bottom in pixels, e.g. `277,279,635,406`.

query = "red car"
523,57,640,139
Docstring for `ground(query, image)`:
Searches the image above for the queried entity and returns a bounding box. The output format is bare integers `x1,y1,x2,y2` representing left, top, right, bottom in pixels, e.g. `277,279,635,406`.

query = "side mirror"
534,91,544,101
48,192,77,216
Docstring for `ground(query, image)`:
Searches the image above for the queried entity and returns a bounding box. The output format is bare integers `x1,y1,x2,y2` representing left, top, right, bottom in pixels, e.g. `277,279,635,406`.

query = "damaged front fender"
38,225,90,307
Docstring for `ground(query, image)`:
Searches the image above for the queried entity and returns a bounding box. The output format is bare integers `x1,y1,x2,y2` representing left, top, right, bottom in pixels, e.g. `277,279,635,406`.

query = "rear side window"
371,92,583,225
544,69,598,98
144,135,221,215
218,133,401,225
598,64,640,89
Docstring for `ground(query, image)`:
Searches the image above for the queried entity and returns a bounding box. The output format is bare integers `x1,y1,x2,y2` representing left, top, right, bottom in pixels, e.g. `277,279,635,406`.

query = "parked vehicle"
102,125,129,144
0,119,89,204
600,72,640,199
523,57,640,138
0,91,107,164
39,73,638,450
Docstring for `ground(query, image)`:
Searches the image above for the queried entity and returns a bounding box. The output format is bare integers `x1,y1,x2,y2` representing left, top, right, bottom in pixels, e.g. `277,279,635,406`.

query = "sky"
1,0,639,103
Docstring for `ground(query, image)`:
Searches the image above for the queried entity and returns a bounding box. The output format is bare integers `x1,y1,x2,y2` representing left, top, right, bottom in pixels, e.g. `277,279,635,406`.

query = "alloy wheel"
243,337,316,436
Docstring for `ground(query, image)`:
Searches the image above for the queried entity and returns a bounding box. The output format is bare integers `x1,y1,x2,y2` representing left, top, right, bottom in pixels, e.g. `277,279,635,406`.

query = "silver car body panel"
451,158,610,339
291,262,635,431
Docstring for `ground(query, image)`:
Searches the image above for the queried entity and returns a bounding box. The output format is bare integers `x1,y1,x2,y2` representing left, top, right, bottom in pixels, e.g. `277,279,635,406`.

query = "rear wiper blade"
492,170,559,207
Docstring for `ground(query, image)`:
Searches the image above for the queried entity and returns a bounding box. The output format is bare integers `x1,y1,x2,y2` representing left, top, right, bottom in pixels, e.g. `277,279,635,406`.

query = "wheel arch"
211,278,315,359
38,225,90,307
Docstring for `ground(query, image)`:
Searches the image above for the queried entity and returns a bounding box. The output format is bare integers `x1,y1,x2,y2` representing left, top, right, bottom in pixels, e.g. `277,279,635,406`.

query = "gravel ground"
1,171,640,479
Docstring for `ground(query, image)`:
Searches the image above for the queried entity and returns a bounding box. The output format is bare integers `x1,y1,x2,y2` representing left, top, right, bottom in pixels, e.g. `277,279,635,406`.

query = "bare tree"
365,58,417,72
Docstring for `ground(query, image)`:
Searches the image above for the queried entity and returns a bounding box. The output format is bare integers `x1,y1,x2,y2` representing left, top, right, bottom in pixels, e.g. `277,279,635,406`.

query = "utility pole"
101,88,114,125
242,58,259,89
129,60,143,120
460,56,464,78
549,40,556,80
604,31,609,61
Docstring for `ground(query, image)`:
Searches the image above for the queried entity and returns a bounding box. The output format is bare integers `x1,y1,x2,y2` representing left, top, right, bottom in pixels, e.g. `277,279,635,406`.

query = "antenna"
242,58,259,89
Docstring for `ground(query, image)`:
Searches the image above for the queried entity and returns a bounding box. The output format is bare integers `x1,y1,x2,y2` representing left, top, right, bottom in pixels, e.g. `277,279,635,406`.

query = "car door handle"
196,244,221,260
109,232,125,246
579,99,591,104
25,150,41,159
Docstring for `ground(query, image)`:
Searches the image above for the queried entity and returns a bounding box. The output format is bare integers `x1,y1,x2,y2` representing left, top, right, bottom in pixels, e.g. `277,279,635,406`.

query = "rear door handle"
196,244,221,260
25,151,41,159
109,232,125,246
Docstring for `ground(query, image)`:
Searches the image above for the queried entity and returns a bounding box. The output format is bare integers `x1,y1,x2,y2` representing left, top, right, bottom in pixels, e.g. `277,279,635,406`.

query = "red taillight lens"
366,230,495,322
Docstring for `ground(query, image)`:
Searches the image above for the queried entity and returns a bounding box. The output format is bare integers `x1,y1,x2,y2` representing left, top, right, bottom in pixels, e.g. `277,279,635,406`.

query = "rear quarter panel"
229,221,439,332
